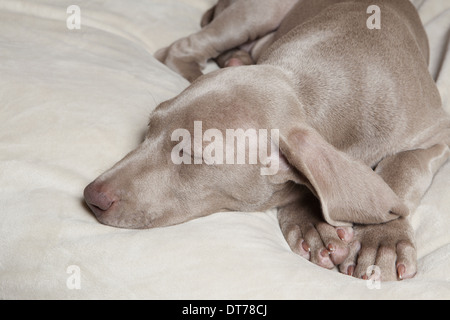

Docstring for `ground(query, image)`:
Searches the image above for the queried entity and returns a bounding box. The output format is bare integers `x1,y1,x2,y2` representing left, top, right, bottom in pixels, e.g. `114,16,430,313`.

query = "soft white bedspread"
1,0,449,299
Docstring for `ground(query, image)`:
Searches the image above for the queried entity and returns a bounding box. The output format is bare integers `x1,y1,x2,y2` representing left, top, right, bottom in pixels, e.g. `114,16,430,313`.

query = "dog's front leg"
278,187,354,269
340,218,416,281
375,144,450,213
340,144,450,281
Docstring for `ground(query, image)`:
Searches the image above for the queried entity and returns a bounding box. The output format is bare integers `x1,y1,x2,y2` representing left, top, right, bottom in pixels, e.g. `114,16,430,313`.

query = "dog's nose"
84,182,118,216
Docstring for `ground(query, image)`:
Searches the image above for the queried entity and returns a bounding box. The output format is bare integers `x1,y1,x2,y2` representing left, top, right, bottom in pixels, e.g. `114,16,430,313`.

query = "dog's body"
85,0,450,281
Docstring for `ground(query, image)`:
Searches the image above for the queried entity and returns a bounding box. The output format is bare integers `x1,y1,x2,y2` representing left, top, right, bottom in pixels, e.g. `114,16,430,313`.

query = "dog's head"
84,67,299,229
84,66,408,229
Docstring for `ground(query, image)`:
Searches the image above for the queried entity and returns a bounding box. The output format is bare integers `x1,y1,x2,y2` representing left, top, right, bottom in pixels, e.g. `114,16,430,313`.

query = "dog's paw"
215,49,255,68
339,218,417,281
279,193,354,269
154,40,203,82
283,221,354,269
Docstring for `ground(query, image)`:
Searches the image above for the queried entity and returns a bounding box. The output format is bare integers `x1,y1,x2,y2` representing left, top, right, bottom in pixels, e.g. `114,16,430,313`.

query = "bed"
1,0,449,300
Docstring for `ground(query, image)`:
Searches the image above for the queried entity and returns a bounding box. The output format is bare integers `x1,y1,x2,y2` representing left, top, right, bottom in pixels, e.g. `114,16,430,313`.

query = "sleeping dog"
85,0,450,281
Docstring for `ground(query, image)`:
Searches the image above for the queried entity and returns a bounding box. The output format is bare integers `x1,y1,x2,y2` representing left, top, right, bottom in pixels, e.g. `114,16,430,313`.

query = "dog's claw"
301,240,311,253
320,249,331,257
347,265,355,276
337,229,346,241
397,264,406,280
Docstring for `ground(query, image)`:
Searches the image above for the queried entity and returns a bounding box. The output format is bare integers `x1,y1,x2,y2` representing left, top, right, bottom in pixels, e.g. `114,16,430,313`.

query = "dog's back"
259,0,447,165
272,0,429,62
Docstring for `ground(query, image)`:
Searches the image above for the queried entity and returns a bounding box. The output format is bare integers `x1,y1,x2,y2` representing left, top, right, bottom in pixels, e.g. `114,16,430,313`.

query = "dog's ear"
279,127,409,226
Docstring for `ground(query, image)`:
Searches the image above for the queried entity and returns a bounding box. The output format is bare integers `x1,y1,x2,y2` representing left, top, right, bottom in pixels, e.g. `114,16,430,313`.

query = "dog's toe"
339,221,417,281
285,222,352,269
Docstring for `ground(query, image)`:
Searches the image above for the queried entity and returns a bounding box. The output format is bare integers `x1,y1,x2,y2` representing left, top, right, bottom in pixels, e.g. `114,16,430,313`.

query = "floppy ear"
279,127,409,227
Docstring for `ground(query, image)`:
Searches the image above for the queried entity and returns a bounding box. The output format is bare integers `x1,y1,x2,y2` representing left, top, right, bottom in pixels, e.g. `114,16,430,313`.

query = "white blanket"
1,0,449,300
